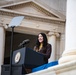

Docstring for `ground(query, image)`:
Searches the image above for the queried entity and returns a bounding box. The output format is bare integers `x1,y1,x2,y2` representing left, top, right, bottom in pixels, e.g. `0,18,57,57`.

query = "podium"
12,47,46,68
1,47,46,75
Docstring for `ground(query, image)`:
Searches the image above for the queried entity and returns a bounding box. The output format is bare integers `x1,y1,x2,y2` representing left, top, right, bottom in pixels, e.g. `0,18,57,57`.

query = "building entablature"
0,0,65,35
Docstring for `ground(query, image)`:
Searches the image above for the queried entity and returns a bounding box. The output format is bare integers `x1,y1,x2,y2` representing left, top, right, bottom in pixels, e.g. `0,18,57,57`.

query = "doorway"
4,31,37,64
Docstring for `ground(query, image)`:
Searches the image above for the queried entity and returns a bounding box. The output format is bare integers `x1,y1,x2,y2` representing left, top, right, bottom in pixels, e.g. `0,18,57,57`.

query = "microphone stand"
10,26,15,75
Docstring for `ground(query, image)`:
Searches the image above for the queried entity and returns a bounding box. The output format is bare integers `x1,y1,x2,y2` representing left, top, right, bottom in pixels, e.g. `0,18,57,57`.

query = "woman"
25,33,52,73
34,33,52,64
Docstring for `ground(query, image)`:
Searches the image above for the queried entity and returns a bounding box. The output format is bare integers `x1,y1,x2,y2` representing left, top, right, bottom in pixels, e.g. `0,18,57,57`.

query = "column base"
58,50,76,64
59,55,76,64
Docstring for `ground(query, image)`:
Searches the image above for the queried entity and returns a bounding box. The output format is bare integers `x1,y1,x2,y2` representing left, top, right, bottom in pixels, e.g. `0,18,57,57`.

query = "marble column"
48,32,60,62
0,26,5,74
59,34,65,58
59,0,76,64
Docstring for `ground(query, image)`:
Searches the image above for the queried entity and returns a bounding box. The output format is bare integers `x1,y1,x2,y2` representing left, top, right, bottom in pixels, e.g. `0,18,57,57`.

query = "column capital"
47,32,60,37
0,19,8,29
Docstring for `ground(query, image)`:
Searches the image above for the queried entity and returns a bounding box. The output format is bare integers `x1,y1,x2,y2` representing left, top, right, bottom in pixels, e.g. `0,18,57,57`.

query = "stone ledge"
27,60,76,75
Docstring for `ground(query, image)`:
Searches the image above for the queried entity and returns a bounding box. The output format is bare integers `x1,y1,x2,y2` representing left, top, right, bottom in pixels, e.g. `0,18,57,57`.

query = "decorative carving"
0,10,65,25
0,18,8,29
47,32,60,37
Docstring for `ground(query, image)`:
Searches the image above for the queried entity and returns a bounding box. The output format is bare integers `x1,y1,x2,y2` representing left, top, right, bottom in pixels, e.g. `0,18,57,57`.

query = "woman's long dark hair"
36,33,48,49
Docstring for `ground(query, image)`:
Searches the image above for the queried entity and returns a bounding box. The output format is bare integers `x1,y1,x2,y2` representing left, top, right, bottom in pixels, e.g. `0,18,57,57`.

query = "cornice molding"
0,0,32,8
0,9,65,24
35,0,66,20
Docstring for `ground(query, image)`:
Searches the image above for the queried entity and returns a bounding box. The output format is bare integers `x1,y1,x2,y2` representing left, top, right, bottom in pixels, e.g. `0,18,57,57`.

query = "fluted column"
0,26,5,73
59,34,65,58
48,32,60,62
59,0,76,64
0,19,7,74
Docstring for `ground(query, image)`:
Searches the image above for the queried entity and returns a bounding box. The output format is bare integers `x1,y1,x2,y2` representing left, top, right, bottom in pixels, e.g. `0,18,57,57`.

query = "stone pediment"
0,0,65,21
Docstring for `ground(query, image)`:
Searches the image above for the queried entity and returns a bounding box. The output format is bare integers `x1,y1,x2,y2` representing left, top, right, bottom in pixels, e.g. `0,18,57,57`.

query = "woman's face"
38,34,43,43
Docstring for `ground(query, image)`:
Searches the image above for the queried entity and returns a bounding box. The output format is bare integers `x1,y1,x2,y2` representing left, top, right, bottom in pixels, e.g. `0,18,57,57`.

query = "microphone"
18,39,30,47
